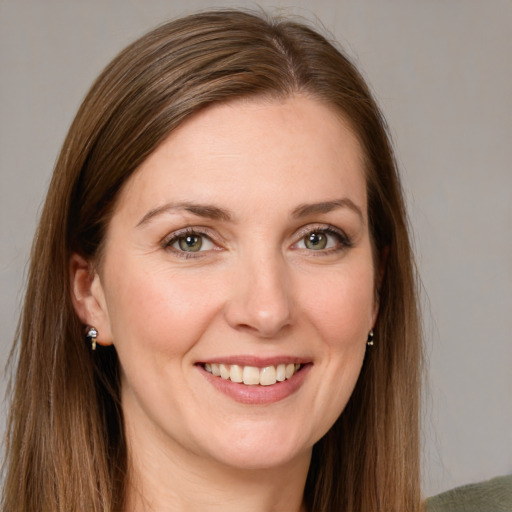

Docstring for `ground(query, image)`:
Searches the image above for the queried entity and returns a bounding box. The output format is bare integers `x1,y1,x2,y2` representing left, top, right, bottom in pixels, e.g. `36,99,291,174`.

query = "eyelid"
161,226,223,256
292,223,353,250
160,223,352,258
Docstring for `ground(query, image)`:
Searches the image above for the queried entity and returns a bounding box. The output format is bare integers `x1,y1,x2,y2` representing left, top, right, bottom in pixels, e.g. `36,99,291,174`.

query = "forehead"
116,95,367,220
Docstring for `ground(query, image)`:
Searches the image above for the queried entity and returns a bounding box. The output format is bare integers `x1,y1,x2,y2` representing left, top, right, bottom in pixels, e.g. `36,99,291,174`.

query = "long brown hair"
2,10,423,511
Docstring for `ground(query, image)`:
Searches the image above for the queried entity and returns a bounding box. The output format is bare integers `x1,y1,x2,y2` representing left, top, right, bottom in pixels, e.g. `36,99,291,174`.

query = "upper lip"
196,355,311,367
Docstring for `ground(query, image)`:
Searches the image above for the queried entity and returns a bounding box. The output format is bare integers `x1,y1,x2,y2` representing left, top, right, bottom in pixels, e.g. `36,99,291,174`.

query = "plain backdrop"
1,0,511,498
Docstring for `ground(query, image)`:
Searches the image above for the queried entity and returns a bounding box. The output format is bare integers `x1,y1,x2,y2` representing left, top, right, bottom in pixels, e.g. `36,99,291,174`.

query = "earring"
86,326,98,350
367,329,374,346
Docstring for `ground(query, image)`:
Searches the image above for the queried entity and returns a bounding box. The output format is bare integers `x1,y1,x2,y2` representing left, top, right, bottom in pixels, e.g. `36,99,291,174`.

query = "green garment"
426,475,512,512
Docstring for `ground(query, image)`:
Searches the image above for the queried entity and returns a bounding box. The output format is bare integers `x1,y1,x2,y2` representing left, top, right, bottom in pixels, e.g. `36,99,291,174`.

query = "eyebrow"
137,201,233,227
136,197,364,227
291,198,364,221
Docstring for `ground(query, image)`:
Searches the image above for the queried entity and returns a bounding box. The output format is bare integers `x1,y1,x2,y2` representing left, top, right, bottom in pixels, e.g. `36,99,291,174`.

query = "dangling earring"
86,326,98,350
367,329,374,346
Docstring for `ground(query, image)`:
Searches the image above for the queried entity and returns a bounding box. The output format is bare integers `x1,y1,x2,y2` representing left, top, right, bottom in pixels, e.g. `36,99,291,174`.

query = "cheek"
102,257,223,357
300,263,376,345
291,263,374,442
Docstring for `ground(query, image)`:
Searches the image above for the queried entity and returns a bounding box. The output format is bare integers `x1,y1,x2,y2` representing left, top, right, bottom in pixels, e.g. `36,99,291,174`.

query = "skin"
71,95,379,511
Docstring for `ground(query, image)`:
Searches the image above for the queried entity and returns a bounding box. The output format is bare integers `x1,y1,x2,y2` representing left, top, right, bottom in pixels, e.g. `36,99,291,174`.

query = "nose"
223,252,293,339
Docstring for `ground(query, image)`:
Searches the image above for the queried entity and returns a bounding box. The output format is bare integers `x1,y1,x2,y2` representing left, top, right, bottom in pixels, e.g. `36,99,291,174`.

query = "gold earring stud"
86,326,98,350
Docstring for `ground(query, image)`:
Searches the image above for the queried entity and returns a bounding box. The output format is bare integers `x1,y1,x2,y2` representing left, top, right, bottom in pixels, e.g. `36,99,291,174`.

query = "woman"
2,10,423,511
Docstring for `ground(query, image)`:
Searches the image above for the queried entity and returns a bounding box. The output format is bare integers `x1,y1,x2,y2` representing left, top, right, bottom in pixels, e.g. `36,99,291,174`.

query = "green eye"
295,227,352,252
167,230,216,255
304,232,328,250
177,235,203,252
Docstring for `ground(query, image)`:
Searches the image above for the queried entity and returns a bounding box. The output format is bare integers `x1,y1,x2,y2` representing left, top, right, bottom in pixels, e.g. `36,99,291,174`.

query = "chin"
212,446,309,472
194,423,314,471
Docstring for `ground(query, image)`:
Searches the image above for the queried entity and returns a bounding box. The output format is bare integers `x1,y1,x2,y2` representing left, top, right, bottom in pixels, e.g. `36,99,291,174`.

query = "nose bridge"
224,246,292,338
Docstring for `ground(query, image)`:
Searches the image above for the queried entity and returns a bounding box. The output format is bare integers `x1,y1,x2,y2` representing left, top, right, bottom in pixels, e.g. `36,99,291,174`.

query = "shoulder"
426,475,512,512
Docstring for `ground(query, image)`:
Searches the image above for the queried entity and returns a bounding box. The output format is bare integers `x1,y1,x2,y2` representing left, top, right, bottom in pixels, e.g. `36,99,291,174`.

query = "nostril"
223,263,293,337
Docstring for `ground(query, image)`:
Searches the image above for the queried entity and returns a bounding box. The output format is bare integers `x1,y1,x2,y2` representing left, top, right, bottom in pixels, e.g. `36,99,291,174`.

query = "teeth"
276,364,286,382
230,364,243,383
211,363,220,377
203,362,302,385
243,366,260,385
259,366,277,386
219,364,230,380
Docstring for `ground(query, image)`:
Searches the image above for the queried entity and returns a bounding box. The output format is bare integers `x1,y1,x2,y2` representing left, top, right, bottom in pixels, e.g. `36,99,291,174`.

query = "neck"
123,422,311,512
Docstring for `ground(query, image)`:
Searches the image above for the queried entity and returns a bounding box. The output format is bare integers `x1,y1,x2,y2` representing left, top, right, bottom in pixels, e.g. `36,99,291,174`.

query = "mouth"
202,362,303,386
197,358,311,404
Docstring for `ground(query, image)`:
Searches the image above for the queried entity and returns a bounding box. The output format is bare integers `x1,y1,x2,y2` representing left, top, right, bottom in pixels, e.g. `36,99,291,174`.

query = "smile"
203,363,302,386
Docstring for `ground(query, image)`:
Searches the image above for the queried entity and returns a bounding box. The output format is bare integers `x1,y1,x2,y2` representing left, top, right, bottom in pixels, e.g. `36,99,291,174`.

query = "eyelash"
293,224,353,254
162,224,353,259
162,227,219,259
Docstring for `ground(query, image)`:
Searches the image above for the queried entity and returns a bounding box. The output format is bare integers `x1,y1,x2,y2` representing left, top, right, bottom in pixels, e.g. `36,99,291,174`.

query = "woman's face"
85,95,378,471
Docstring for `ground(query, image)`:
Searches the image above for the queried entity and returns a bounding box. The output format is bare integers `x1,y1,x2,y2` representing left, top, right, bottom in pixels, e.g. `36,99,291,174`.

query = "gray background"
1,0,511,498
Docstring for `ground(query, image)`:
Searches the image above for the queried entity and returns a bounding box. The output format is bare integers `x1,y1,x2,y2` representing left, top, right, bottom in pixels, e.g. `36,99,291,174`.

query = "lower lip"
198,364,311,405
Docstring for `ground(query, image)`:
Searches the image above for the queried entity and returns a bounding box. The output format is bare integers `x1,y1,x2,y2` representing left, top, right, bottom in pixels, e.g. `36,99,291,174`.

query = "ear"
70,253,114,347
371,245,389,327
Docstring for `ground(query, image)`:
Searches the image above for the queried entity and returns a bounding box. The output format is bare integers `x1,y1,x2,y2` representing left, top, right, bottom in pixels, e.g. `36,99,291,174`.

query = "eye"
176,234,205,252
303,232,329,250
164,229,216,254
294,226,352,252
